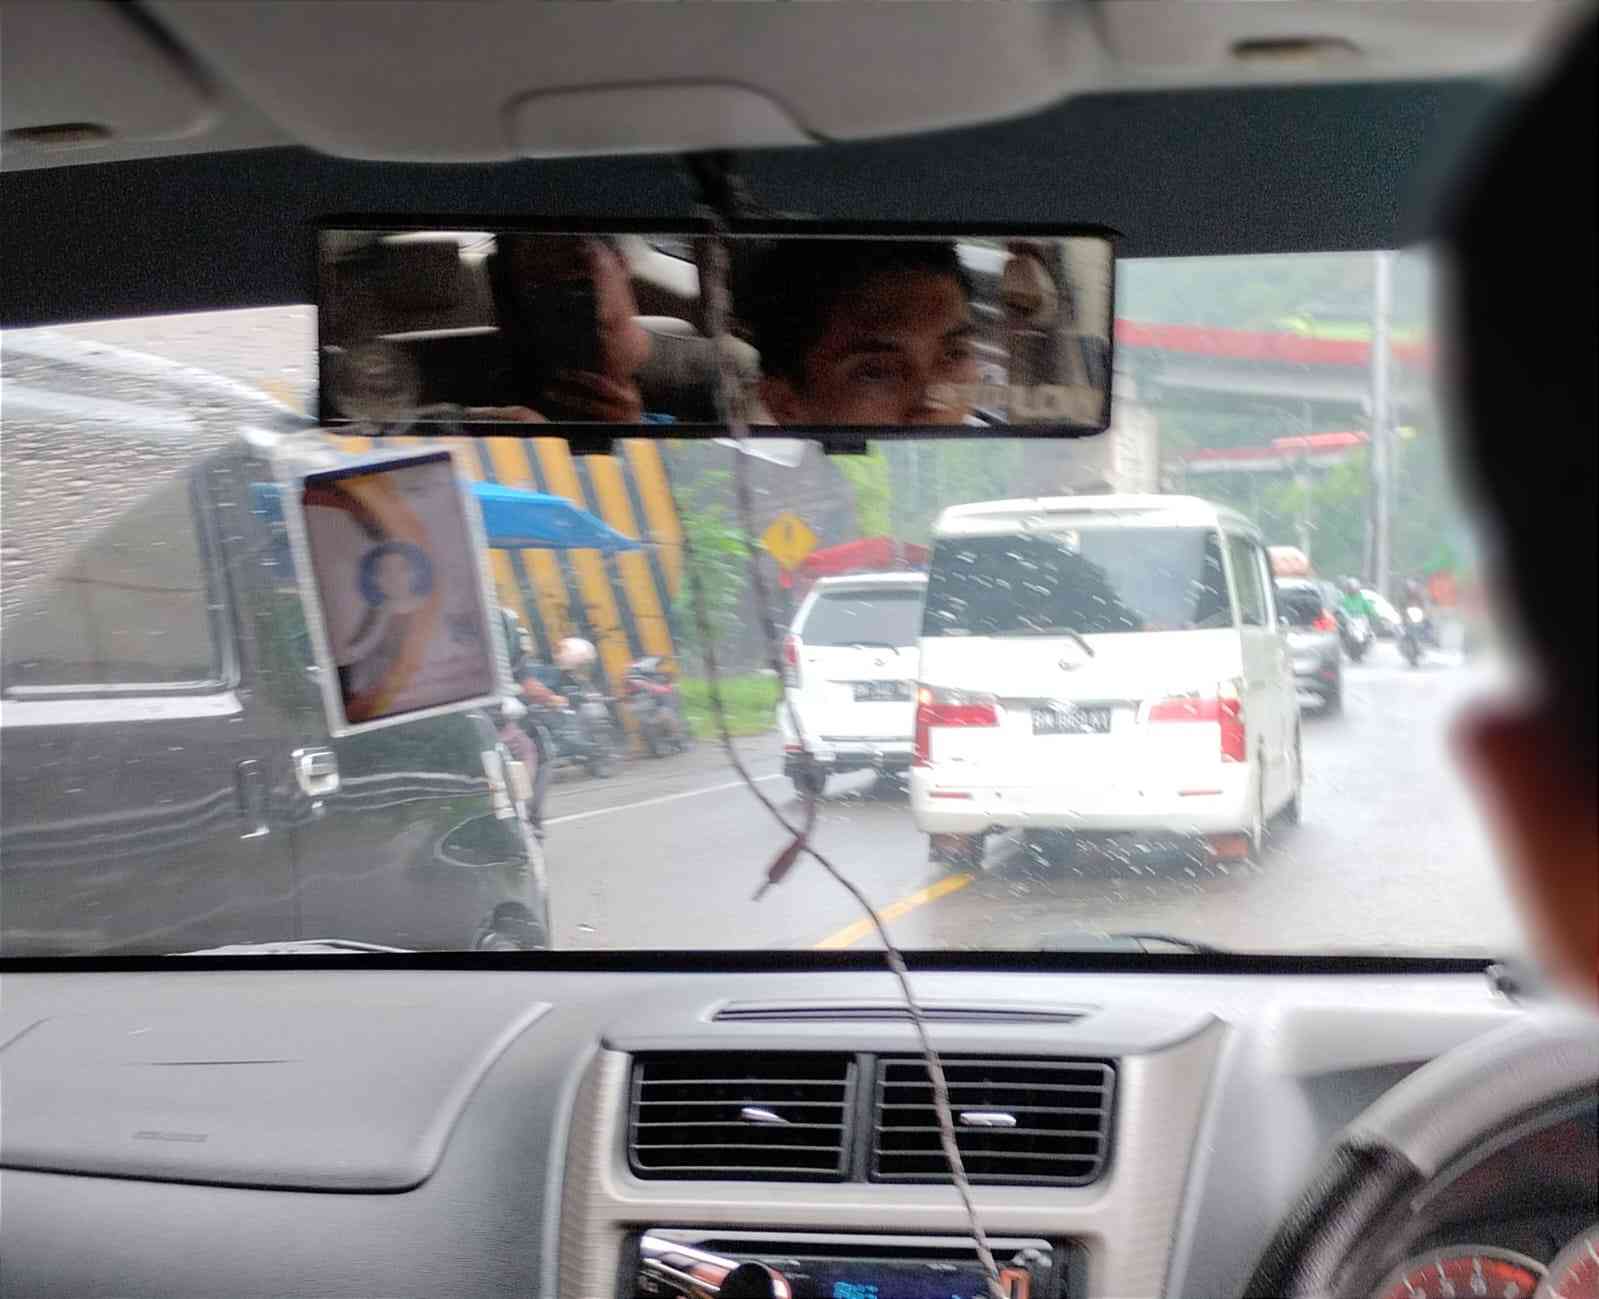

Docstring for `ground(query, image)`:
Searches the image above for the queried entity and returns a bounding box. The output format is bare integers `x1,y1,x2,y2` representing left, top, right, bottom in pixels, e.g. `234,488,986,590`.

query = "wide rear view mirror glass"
316,225,1116,438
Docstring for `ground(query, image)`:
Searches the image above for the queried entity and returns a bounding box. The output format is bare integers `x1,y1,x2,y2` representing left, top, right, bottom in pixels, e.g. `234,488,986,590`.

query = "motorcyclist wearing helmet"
543,636,601,706
1338,576,1374,622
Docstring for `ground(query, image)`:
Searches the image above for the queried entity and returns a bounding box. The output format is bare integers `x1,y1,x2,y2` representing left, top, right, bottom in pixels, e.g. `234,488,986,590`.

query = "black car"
1274,577,1344,714
0,345,549,956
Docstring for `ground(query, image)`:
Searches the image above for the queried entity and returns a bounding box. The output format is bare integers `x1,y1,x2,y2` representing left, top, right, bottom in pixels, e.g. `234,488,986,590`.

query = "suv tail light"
1311,611,1337,633
914,685,1000,767
1148,679,1247,763
783,634,801,688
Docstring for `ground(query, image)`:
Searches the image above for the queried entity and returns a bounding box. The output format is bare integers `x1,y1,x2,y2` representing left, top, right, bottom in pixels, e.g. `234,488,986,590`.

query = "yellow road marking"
812,871,975,950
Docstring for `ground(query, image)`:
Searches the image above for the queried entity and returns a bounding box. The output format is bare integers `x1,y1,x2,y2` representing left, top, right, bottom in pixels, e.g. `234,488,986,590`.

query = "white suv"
779,573,928,797
911,495,1302,868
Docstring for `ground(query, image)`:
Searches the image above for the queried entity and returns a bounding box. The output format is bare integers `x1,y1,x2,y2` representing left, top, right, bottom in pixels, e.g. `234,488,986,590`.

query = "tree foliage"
668,469,751,667
834,444,892,537
1119,251,1434,334
1124,250,1472,586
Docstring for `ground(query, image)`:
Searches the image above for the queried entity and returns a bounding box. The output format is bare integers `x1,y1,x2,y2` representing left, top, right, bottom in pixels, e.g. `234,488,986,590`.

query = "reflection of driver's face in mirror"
748,241,980,427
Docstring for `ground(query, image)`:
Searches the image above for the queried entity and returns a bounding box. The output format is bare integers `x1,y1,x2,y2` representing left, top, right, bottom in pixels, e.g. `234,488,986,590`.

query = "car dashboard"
2,959,1592,1299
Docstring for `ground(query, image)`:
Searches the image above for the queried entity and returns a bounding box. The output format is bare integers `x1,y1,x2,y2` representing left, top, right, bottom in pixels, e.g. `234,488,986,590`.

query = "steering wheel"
1241,1009,1599,1298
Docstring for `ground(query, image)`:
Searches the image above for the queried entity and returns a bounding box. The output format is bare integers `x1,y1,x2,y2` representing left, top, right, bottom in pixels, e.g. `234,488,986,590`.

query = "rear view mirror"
316,224,1116,439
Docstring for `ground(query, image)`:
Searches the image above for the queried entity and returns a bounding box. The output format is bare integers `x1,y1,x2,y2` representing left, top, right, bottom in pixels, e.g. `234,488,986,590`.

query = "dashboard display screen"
634,1232,1054,1299
784,1260,1008,1298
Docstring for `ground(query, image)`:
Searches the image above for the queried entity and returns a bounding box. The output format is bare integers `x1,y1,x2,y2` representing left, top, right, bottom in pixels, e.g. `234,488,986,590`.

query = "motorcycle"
1337,609,1373,662
521,667,620,779
621,656,694,757
1400,603,1427,667
496,693,546,834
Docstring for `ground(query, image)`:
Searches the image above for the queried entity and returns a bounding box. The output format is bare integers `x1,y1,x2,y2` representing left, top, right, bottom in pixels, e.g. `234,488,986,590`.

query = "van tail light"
1148,679,1247,763
914,685,1000,767
782,634,801,688
1312,611,1337,633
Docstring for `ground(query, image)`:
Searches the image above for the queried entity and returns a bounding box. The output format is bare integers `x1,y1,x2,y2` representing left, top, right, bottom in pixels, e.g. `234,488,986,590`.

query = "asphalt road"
542,642,1530,958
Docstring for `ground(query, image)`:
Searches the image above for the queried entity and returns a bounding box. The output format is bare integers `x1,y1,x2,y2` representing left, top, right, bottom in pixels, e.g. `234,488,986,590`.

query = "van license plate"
853,681,910,702
1032,705,1111,735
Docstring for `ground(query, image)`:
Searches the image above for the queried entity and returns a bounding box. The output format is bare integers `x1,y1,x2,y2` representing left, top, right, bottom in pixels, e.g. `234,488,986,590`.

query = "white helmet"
554,636,597,670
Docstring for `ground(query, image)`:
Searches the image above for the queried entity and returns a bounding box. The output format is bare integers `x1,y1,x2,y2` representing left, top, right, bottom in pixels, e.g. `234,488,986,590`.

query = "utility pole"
1369,251,1394,599
888,440,907,549
1295,398,1313,562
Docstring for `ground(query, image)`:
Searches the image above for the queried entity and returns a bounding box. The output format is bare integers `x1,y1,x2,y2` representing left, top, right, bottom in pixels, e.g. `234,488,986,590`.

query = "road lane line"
546,774,784,826
813,871,976,950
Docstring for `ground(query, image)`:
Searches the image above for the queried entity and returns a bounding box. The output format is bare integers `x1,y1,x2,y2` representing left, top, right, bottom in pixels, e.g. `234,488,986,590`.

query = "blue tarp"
468,482,642,554
249,479,643,554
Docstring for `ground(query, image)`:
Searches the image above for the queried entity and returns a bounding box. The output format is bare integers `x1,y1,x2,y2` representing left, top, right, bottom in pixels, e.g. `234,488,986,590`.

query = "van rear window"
922,528,1230,637
800,589,925,647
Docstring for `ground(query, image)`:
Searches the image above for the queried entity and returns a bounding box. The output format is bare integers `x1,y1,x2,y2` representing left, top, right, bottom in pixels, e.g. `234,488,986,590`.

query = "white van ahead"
911,495,1302,868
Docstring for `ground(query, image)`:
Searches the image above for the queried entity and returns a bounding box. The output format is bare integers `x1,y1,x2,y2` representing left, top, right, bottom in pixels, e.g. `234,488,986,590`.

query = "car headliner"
1,77,1509,329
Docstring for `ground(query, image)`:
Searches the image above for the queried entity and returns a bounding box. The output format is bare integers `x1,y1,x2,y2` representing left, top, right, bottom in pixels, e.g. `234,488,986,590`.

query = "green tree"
1390,420,1463,583
1304,454,1372,580
1119,250,1434,335
835,444,892,536
669,471,751,667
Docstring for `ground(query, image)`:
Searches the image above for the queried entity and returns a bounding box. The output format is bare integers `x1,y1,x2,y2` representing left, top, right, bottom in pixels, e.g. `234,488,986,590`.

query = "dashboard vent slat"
872,1057,1114,1186
629,1053,854,1181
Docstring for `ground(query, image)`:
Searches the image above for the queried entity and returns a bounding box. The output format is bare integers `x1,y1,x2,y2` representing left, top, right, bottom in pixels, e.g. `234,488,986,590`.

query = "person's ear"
758,375,806,425
1460,704,1599,1002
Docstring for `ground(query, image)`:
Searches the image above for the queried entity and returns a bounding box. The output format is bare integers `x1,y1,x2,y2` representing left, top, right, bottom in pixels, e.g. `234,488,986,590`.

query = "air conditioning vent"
713,1001,1088,1026
872,1057,1114,1186
629,1053,855,1181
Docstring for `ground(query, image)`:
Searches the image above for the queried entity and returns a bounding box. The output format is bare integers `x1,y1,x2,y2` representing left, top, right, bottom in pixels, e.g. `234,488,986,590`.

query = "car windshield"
802,590,924,647
0,249,1531,961
923,529,1229,637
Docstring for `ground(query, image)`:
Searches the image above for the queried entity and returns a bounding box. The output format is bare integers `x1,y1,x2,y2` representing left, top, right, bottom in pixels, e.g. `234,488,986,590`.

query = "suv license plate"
1032,705,1111,736
853,680,910,702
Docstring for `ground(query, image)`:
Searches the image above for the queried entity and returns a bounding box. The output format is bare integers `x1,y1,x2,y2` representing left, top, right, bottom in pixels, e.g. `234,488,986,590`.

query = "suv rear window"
922,527,1231,637
800,588,925,647
1276,583,1328,628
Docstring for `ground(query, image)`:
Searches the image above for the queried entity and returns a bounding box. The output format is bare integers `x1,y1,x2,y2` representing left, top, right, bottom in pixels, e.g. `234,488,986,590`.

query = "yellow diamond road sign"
762,512,818,572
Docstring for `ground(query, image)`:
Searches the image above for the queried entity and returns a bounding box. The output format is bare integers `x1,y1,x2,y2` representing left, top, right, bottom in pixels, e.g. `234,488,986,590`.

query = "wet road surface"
543,644,1528,958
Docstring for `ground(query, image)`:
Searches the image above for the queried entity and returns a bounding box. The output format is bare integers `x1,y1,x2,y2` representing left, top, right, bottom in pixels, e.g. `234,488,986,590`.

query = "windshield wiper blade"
1039,930,1223,954
826,640,901,652
1106,931,1222,953
174,939,413,955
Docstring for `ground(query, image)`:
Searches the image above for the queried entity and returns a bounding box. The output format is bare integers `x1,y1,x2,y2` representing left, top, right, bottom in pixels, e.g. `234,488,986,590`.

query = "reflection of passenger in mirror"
473,235,653,423
744,241,981,427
